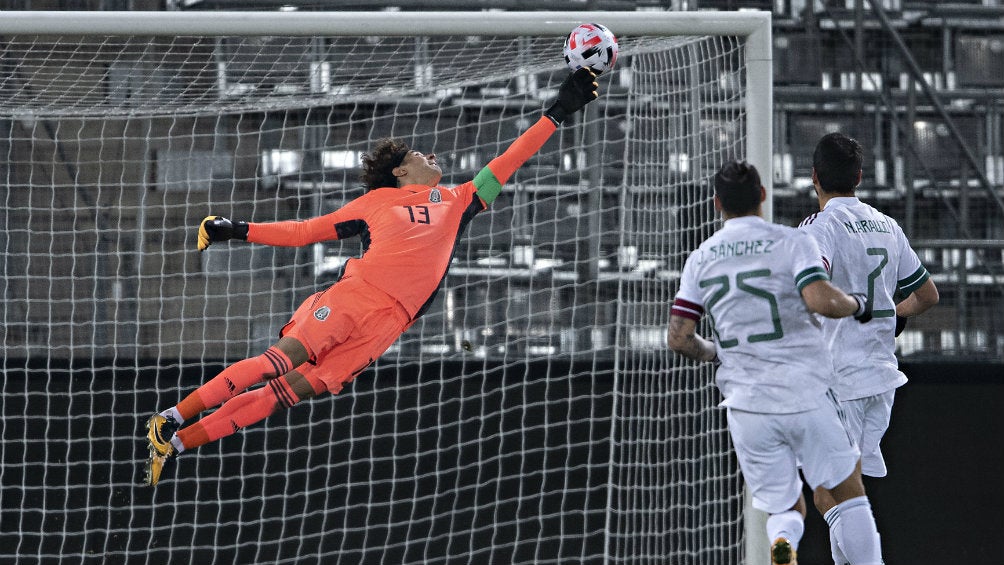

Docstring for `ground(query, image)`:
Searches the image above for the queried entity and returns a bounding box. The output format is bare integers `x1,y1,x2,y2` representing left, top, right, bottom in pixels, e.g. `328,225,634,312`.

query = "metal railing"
903,239,1004,359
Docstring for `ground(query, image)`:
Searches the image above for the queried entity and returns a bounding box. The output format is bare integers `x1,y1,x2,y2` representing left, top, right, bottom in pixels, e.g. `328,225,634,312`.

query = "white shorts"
839,389,896,477
727,396,860,514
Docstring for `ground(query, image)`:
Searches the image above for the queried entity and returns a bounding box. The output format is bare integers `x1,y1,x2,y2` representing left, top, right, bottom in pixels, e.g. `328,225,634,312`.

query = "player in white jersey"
668,161,884,565
799,133,939,565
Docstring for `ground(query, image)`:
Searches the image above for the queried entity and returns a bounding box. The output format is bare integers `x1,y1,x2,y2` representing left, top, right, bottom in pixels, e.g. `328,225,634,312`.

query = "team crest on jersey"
429,189,442,203
313,306,331,321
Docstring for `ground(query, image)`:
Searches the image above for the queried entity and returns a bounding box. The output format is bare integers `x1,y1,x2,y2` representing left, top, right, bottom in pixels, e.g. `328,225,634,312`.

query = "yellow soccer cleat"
146,414,178,457
144,449,171,487
144,414,178,486
770,537,797,565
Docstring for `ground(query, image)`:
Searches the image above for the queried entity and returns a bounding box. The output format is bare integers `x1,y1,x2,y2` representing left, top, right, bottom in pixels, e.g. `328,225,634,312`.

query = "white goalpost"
0,10,771,565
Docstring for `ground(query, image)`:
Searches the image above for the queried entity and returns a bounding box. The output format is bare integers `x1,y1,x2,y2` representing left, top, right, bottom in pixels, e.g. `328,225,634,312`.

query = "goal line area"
0,11,771,564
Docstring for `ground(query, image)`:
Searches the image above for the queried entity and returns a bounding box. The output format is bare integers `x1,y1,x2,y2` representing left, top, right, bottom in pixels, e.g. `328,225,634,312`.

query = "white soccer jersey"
799,196,930,400
672,215,834,414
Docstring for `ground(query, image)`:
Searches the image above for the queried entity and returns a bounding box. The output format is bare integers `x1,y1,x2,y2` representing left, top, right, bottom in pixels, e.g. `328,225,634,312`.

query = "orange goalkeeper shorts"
279,275,411,394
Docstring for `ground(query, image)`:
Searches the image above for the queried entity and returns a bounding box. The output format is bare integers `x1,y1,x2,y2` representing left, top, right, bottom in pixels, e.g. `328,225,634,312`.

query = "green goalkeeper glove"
544,67,599,125
197,216,248,251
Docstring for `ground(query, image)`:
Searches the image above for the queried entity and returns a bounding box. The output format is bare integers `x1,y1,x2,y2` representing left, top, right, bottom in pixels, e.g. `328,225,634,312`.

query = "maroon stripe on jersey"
822,256,831,274
799,212,819,227
671,298,704,321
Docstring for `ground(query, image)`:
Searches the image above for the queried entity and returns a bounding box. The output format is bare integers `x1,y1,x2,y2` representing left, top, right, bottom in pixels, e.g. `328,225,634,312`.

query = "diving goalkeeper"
143,68,599,486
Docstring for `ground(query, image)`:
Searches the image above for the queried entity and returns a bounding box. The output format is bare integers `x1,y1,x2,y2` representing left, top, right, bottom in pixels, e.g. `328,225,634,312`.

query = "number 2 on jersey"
865,247,895,318
700,269,784,348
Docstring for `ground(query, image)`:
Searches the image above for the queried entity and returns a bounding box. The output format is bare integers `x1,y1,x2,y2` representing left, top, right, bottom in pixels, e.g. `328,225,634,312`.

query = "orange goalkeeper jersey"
246,116,557,319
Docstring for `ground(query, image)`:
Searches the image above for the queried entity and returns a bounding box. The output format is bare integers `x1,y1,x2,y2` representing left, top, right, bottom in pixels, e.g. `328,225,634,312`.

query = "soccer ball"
563,23,619,74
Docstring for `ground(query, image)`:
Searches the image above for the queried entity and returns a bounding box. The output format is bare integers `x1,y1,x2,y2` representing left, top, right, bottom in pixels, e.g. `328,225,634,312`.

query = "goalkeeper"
142,68,599,486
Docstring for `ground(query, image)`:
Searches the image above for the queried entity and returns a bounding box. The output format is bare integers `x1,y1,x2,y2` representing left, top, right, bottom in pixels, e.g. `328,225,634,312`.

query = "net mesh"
1,26,748,564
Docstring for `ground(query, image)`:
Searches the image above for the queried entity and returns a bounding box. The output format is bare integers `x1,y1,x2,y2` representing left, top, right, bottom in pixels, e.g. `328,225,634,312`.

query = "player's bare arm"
667,315,717,362
895,277,939,317
800,279,870,320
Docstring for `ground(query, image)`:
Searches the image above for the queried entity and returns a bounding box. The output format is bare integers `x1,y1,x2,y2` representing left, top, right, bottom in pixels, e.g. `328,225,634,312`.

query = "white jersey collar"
722,215,767,228
822,196,861,210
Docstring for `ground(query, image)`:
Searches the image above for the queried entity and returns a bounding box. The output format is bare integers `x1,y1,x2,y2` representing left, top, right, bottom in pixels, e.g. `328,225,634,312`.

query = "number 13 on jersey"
404,205,431,224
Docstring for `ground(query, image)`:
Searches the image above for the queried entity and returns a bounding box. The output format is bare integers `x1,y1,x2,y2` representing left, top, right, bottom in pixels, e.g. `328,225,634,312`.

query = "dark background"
1,358,1000,564
798,361,1004,565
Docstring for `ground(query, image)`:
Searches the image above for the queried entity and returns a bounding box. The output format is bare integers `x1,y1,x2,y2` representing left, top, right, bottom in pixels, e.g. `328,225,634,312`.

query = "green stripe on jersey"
473,166,502,205
898,265,930,295
795,266,829,291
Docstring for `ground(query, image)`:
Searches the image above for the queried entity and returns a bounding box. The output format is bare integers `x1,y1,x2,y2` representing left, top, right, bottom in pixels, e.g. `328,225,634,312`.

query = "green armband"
795,266,829,291
473,166,503,205
898,265,930,295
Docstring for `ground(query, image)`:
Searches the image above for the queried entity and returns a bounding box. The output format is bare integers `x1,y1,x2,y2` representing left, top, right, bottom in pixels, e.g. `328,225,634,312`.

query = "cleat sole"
770,538,796,565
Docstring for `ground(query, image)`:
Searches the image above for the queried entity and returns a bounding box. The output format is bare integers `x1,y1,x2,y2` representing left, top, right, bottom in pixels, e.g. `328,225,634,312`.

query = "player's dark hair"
812,132,863,194
361,138,410,191
714,160,761,216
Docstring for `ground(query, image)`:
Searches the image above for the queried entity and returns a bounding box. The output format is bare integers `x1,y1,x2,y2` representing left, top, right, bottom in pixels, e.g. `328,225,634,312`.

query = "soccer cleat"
144,449,172,487
144,414,179,486
770,537,797,565
146,414,179,457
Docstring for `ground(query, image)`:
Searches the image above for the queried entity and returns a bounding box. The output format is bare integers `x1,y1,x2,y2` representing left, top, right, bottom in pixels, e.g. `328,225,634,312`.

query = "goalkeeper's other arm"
197,216,248,251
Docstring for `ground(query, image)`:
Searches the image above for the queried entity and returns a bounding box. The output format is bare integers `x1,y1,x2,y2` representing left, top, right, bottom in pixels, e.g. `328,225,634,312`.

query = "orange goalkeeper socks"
176,376,299,450
176,346,293,420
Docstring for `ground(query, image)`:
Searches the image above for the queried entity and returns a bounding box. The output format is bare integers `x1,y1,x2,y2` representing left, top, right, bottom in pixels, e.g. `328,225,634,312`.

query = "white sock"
766,510,804,548
160,406,184,425
170,435,186,454
823,507,849,565
829,496,882,565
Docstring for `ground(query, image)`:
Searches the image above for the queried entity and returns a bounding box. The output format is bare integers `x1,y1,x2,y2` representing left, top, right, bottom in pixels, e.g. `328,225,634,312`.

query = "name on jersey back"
842,218,890,235
697,239,776,264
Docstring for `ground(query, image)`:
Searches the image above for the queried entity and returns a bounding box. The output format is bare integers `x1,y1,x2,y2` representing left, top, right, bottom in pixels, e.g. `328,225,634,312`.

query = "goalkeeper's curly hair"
361,138,410,191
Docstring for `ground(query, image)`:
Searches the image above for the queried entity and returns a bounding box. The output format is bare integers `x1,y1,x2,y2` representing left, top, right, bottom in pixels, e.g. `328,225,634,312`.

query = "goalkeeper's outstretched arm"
473,68,598,206
196,184,379,251
197,216,248,251
197,69,600,250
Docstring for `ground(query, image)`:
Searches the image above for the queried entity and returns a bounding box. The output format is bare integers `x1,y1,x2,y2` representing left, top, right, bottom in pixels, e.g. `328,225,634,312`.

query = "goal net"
0,11,771,565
